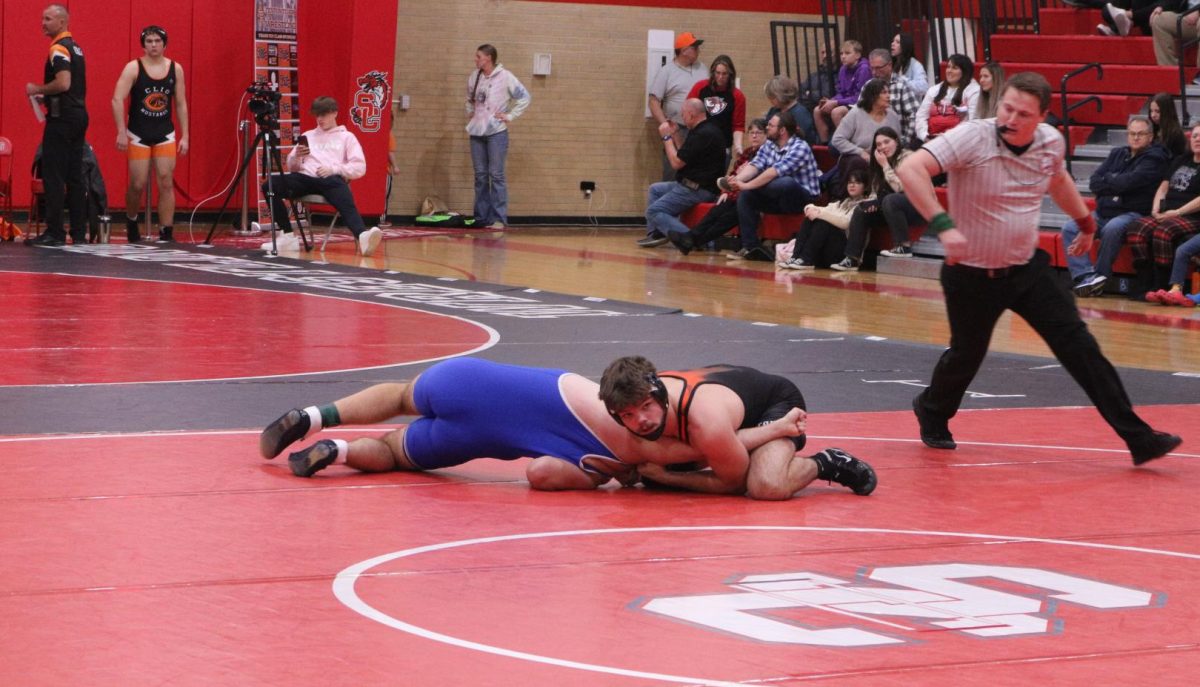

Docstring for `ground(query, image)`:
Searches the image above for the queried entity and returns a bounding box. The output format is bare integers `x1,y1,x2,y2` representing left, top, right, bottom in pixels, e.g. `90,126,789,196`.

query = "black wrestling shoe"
259,408,311,459
811,448,877,495
288,440,338,477
913,396,956,449
126,218,141,244
1131,432,1182,466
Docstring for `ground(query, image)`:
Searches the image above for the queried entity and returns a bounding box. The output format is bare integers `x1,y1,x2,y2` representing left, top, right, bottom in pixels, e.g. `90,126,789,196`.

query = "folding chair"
292,193,358,253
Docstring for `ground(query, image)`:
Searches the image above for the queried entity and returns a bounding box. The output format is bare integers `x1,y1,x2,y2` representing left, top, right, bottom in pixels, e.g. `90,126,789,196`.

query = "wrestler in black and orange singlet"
127,59,176,148
659,365,808,449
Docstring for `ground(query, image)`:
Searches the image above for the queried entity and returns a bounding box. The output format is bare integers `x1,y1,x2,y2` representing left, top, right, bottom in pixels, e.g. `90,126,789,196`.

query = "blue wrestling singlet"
403,358,619,470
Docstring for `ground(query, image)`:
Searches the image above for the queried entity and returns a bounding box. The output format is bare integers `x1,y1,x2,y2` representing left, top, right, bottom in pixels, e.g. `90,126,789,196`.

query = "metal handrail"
1060,63,1104,177
1175,5,1200,122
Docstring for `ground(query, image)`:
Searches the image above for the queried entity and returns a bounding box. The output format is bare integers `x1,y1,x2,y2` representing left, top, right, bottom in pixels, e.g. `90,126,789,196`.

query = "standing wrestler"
112,24,189,243
259,357,804,491
598,356,877,500
897,71,1181,465
25,4,88,247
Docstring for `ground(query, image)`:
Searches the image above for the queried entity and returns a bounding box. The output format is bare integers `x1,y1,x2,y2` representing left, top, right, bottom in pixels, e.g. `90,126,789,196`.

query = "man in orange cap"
644,31,708,199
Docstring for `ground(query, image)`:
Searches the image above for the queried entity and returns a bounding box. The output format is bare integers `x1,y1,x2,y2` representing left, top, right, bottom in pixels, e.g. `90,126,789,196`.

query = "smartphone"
298,135,309,148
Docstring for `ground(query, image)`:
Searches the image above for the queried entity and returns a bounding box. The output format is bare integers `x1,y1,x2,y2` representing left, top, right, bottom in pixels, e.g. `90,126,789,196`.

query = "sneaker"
1145,289,1170,304
725,248,751,260
1130,431,1182,466
1096,23,1116,36
126,217,141,244
779,257,815,271
668,231,695,255
811,448,877,495
26,233,65,247
637,232,668,248
249,221,264,234
830,257,860,272
743,246,774,262
913,396,956,450
156,226,174,243
261,232,301,252
1162,290,1196,307
487,221,506,230
288,439,339,477
260,408,311,459
880,245,913,258
1105,3,1132,35
1073,274,1107,298
358,226,383,256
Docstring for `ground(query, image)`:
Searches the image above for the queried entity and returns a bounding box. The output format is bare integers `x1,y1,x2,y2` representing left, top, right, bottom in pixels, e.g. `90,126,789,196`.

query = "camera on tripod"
246,81,282,129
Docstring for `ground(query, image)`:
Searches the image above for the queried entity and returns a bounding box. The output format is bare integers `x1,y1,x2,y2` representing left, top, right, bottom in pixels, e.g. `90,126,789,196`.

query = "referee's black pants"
41,108,89,242
917,249,1156,450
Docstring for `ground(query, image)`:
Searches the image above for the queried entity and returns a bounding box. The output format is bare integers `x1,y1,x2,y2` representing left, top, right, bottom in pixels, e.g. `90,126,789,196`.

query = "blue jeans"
470,130,509,225
735,176,815,250
1169,231,1200,286
645,181,715,238
1060,211,1141,282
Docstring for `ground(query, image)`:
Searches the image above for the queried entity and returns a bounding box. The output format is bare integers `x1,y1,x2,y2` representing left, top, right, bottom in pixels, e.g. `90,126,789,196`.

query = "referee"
898,72,1181,466
25,4,88,247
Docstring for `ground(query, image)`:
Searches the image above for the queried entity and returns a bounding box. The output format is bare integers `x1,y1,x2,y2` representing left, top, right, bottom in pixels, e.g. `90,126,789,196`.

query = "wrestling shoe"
126,217,141,243
1131,432,1182,466
156,226,174,243
811,448,877,495
913,396,956,449
259,408,311,459
289,440,339,477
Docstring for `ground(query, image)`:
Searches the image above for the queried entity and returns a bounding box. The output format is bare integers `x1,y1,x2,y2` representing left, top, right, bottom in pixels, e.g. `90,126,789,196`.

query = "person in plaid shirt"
723,111,820,261
867,48,921,148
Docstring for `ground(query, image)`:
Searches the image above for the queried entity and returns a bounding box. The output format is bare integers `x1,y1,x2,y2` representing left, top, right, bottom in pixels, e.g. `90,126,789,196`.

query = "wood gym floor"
1,224,1197,686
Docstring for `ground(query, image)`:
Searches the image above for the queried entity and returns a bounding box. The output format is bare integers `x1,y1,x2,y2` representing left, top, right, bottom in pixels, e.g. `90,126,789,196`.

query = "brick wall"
391,0,821,219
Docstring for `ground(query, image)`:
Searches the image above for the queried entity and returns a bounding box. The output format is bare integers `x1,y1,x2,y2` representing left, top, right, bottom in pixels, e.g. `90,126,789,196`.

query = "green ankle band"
319,404,342,428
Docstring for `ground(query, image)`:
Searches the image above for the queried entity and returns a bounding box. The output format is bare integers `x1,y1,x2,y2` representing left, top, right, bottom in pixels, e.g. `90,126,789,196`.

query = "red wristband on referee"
1075,214,1097,236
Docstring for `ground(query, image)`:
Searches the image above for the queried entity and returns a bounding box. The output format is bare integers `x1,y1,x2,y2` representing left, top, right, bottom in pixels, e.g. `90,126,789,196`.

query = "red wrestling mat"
1,272,495,385
1,405,1196,685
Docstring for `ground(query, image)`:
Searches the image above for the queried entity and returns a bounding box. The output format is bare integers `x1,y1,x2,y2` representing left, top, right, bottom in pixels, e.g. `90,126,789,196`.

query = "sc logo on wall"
639,563,1161,647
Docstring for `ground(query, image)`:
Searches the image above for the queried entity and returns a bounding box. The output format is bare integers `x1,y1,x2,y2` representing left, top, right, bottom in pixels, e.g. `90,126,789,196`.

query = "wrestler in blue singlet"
404,358,619,470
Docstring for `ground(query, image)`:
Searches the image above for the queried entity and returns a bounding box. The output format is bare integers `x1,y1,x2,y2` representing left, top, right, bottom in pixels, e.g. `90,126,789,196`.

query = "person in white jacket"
467,44,531,229
915,54,980,142
259,96,381,255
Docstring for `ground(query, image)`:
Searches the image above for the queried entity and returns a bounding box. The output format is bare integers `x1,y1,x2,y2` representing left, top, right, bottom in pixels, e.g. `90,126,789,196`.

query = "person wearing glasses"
1059,114,1169,297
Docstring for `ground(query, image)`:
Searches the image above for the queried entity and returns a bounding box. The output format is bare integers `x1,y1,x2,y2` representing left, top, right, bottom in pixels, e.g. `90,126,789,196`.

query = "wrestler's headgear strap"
141,25,168,46
606,374,669,440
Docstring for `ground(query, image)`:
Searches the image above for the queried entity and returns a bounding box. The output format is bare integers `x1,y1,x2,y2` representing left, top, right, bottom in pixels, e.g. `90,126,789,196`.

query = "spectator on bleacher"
1145,231,1200,305
723,110,821,261
688,55,746,158
649,31,707,181
866,48,922,148
1123,121,1200,298
1060,115,1169,297
1149,92,1187,157
830,79,902,160
764,75,820,146
975,61,1007,119
639,99,725,248
800,45,837,111
836,127,912,269
916,55,980,141
1151,1,1200,80
670,119,768,255
813,40,871,144
891,33,929,94
779,167,873,270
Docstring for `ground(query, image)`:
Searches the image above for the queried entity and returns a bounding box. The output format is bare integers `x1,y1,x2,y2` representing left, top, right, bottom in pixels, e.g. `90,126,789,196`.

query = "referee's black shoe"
913,396,956,450
1130,432,1182,466
26,233,65,247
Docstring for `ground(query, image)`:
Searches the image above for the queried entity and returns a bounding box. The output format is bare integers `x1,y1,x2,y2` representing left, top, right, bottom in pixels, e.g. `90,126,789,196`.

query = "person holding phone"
257,96,382,255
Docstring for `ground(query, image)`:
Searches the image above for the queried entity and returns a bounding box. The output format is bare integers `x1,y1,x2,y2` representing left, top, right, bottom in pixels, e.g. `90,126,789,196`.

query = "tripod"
204,121,312,253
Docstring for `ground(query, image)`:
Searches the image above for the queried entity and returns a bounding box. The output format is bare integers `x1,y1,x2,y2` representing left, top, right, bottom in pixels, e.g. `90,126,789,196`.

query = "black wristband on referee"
1075,214,1097,236
929,212,956,234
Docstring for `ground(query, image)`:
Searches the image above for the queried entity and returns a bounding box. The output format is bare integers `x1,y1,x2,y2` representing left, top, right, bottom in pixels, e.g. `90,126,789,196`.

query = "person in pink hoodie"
259,96,382,255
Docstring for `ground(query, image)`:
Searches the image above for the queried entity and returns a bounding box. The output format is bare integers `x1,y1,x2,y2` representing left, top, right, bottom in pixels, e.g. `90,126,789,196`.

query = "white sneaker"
250,221,263,234
358,226,383,256
1096,23,1115,36
261,232,301,252
1106,4,1131,35
487,221,506,230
